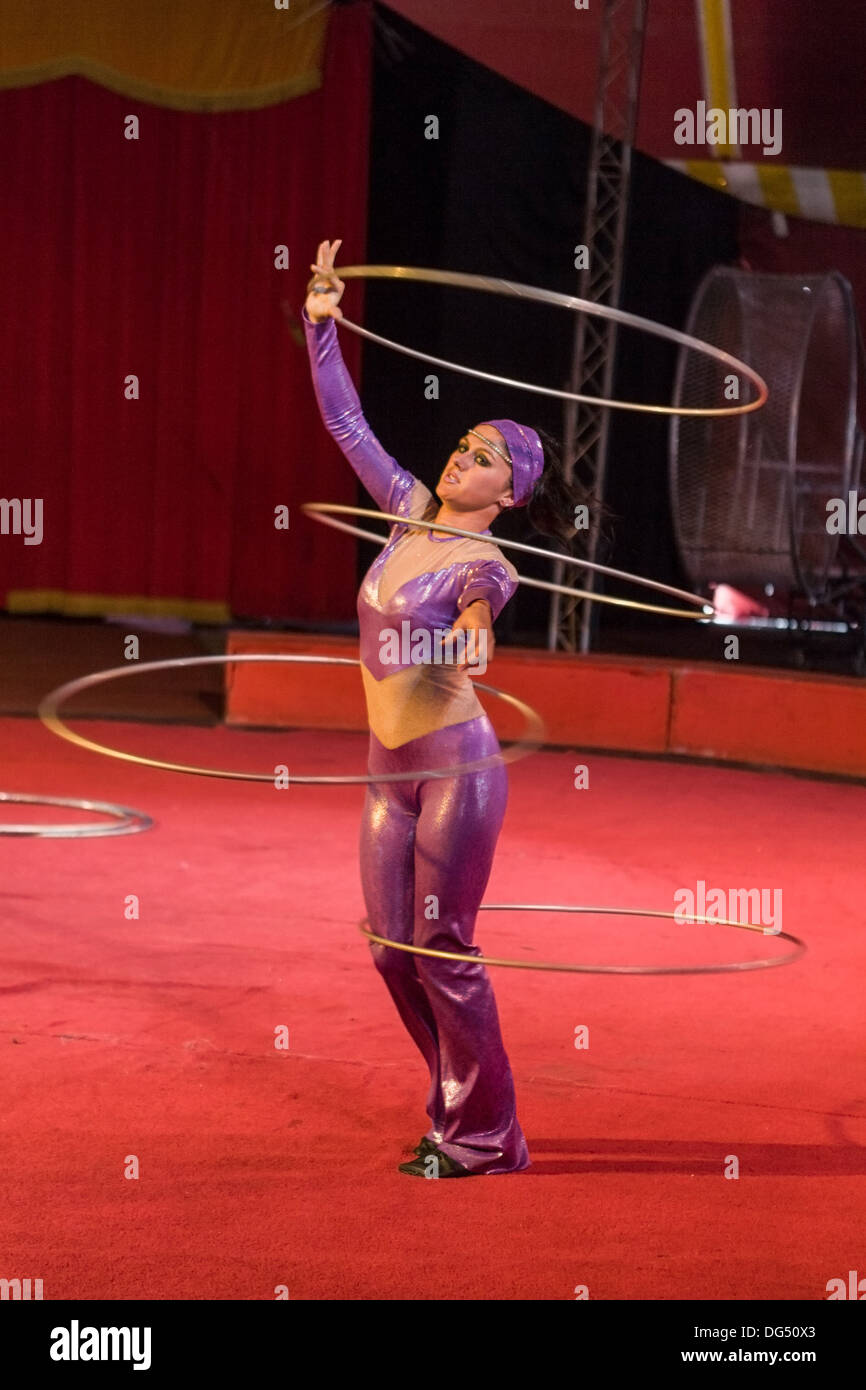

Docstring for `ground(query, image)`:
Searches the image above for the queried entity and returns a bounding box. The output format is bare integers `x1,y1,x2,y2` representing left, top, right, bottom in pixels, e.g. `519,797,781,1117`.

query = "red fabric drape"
0,3,371,622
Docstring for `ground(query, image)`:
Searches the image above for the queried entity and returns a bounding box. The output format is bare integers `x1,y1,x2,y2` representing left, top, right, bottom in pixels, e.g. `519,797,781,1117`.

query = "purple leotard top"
303,309,519,748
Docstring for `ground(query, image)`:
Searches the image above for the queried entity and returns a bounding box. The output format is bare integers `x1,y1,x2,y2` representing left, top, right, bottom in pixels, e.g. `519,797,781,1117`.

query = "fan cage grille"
670,269,857,597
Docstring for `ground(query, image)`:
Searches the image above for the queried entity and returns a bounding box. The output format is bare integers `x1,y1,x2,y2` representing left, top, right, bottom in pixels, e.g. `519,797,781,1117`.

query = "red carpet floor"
2,714,865,1300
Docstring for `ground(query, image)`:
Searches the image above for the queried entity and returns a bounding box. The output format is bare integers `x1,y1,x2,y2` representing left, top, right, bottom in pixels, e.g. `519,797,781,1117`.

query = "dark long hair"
525,427,618,563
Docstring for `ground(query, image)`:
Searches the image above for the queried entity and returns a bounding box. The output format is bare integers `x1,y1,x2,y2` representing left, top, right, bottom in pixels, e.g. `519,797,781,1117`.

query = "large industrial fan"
669,268,864,606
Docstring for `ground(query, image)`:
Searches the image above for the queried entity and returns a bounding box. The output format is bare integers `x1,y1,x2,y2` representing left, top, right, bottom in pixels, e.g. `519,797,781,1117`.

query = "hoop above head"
37,654,545,786
333,264,769,417
359,903,808,976
302,502,716,621
0,791,152,838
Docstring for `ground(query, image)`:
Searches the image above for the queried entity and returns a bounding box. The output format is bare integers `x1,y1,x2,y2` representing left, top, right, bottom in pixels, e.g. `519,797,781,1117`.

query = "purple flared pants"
359,713,530,1175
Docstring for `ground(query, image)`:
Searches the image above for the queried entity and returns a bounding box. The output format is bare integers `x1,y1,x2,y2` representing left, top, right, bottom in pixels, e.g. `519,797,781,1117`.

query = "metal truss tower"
548,0,648,652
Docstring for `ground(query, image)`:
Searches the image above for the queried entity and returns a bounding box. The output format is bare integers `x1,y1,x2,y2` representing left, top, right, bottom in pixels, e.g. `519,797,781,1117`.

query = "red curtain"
0,3,371,623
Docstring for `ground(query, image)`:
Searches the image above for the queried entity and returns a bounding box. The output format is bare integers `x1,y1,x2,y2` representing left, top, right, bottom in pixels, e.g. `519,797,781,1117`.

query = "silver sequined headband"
466,428,511,464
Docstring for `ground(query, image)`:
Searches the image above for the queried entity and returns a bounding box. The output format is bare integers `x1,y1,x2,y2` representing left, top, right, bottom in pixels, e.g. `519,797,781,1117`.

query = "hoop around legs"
359,904,807,976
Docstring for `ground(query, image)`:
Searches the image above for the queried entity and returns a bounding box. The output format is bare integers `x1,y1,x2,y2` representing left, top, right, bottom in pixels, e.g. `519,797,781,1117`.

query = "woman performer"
303,239,603,1178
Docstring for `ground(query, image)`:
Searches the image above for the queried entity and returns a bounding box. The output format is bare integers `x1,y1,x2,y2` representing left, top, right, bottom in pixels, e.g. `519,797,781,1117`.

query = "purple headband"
474,419,545,507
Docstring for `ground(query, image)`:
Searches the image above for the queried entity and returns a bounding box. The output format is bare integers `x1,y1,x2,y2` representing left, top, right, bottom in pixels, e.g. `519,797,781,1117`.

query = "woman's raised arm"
303,239,414,516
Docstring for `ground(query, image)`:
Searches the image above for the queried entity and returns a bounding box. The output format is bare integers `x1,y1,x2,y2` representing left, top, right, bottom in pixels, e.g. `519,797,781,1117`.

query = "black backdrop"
356,4,740,645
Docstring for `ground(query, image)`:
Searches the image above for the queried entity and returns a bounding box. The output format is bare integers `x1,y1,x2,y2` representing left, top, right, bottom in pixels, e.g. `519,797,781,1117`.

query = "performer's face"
437,425,513,513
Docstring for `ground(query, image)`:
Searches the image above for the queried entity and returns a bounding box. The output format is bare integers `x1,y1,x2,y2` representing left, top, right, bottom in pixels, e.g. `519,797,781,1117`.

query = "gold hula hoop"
302,503,715,621
37,654,545,786
332,264,769,417
360,905,807,977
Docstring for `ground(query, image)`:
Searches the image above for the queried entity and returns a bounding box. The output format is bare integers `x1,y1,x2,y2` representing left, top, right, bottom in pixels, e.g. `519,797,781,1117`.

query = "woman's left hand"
445,600,494,674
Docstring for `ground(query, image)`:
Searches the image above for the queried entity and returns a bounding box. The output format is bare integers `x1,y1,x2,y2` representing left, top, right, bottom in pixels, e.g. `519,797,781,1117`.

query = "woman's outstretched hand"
304,239,346,323
445,599,495,675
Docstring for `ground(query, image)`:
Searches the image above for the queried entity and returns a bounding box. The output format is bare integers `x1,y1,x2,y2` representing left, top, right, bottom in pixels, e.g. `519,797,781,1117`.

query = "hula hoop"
302,503,715,621
333,265,769,417
0,791,152,838
37,654,545,786
359,904,807,976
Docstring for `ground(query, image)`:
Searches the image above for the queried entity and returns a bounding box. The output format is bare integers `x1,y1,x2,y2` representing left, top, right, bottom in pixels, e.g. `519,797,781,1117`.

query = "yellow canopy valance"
0,0,330,110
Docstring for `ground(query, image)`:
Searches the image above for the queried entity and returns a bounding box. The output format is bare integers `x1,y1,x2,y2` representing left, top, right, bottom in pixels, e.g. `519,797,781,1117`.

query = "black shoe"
412,1136,438,1157
398,1144,471,1178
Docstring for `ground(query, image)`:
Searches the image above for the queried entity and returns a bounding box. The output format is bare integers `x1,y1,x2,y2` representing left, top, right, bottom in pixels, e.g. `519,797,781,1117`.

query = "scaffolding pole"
548,0,648,652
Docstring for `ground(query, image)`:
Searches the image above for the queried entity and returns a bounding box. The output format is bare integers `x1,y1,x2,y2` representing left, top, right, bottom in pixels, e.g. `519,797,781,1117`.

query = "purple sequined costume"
304,309,530,1174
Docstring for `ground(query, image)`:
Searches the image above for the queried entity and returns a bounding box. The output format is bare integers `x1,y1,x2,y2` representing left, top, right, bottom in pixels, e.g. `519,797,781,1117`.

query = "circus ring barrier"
222,632,866,783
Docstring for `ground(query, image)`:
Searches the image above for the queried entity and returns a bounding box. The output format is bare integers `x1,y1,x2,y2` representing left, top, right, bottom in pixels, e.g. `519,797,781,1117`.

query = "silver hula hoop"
0,791,152,838
360,904,807,976
37,654,546,786
333,264,769,417
302,503,715,621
